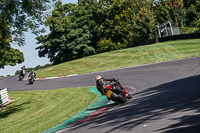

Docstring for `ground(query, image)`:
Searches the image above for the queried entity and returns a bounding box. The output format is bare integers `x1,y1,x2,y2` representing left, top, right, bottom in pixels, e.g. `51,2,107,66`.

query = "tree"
97,38,126,52
153,0,186,27
37,0,158,59
36,0,199,64
98,0,156,52
153,0,200,28
0,46,24,68
0,0,55,68
0,18,24,68
36,2,97,64
183,0,200,26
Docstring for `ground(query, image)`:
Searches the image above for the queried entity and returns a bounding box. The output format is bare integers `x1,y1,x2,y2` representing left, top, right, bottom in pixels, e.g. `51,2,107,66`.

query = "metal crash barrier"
0,88,10,107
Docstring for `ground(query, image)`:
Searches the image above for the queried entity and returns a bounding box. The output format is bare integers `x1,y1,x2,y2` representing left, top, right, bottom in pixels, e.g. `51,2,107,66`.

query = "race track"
1,57,200,133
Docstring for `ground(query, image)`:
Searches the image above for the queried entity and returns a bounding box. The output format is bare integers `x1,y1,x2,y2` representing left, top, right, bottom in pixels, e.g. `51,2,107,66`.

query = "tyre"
19,76,22,81
29,79,33,84
111,92,127,104
127,93,132,99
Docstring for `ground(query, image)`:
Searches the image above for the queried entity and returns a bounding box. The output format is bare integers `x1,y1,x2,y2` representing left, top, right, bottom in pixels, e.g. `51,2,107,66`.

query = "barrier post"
0,88,10,106
0,94,2,106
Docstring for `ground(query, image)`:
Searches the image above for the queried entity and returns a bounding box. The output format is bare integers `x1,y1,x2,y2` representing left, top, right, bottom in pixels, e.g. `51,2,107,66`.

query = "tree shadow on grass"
71,75,200,133
0,101,31,119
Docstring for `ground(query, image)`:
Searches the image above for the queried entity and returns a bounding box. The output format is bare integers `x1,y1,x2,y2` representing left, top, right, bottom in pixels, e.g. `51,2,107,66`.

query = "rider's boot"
123,89,132,99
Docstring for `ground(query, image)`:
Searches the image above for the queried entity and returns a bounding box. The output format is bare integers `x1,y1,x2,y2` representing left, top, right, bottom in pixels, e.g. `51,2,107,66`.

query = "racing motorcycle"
103,81,132,104
18,69,26,81
28,73,35,84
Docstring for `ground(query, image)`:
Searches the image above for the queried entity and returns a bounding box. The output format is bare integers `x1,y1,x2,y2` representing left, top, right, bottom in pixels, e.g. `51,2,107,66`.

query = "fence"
0,88,10,106
158,32,200,42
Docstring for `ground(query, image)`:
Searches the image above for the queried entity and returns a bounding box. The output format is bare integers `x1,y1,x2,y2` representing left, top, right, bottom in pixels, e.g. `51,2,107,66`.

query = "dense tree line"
36,0,200,65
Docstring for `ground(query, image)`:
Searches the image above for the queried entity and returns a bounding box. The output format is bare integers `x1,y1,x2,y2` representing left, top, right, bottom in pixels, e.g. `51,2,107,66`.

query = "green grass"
0,87,97,133
1,39,199,133
37,39,200,78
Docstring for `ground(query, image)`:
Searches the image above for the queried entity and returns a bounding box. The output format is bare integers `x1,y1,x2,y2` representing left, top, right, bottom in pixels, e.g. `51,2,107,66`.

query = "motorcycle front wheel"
110,92,127,104
29,79,33,84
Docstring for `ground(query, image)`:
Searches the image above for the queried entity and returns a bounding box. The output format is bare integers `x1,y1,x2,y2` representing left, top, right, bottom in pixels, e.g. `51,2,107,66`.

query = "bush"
15,70,20,75
97,38,126,53
181,27,200,34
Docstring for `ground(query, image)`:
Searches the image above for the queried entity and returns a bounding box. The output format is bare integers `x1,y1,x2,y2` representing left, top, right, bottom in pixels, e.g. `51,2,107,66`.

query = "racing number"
106,90,112,98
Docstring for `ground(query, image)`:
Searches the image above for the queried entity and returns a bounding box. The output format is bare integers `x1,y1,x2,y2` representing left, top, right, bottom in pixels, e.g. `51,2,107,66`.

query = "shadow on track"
70,75,200,133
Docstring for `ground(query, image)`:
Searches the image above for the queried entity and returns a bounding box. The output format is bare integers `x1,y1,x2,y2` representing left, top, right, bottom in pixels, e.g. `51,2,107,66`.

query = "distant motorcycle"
103,80,132,104
18,70,26,81
28,73,36,84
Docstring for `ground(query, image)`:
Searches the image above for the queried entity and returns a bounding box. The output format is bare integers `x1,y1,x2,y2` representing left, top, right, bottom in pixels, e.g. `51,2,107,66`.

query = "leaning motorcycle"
18,70,26,81
28,73,35,84
103,81,132,104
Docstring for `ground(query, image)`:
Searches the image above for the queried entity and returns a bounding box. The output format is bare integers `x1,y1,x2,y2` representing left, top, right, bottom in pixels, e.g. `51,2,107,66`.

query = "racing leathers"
96,77,129,98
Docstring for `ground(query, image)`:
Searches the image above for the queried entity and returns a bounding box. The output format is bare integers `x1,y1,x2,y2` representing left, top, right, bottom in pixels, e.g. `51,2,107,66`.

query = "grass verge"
36,39,200,78
0,87,97,133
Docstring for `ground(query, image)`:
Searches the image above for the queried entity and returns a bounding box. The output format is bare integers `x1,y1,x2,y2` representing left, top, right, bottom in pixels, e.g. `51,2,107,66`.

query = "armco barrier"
0,88,10,106
140,32,200,46
158,32,200,42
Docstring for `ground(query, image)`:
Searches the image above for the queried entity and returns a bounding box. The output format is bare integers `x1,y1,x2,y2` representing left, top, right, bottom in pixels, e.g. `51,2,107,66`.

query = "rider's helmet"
22,66,25,70
95,75,102,81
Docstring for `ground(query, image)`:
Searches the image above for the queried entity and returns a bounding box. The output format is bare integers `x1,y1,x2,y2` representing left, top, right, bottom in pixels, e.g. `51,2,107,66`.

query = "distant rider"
95,75,131,98
29,70,36,81
20,65,26,77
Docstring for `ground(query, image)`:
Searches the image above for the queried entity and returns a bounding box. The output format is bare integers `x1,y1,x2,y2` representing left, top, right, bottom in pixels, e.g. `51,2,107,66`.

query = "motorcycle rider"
95,75,131,98
19,65,26,79
29,70,36,81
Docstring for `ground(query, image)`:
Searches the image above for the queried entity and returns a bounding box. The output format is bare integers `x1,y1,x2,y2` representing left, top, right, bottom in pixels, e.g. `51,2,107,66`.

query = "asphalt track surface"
1,57,200,133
